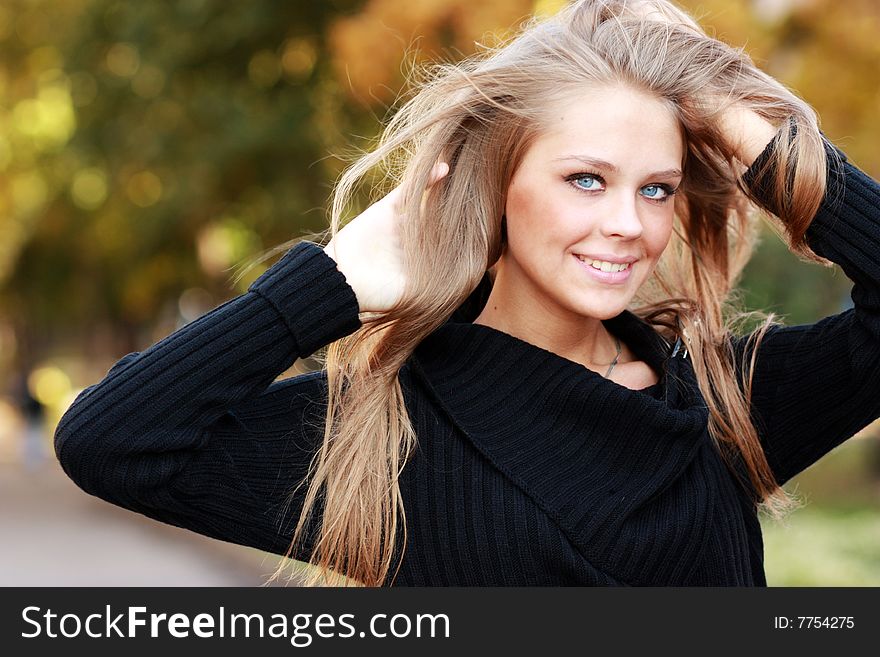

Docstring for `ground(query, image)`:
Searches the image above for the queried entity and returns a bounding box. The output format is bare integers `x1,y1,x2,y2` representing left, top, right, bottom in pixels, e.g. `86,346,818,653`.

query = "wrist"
718,105,781,168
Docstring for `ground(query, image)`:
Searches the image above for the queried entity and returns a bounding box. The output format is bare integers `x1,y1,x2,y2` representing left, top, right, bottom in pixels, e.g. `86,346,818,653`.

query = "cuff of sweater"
739,119,849,244
248,240,362,357
802,155,879,264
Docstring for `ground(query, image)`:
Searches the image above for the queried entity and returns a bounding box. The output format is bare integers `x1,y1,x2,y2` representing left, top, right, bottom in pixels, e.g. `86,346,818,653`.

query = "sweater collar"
410,307,706,424
406,296,715,581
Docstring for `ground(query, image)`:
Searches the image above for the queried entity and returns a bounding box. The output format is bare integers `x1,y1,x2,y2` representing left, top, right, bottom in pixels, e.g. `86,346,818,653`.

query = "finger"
428,161,450,186
388,163,448,213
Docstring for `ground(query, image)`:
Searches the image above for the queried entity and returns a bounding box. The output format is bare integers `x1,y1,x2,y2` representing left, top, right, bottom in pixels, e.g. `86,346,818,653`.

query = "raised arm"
54,241,362,557
730,120,880,486
54,154,449,562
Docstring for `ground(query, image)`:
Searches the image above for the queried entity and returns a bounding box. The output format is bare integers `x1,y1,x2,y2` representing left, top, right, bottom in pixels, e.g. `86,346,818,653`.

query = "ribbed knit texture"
55,133,880,586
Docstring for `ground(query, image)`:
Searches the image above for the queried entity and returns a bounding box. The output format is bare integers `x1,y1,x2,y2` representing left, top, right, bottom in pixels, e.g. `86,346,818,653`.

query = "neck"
472,276,626,373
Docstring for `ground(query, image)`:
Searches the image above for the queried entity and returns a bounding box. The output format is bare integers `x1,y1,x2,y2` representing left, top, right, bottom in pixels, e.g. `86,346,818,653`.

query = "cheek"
505,181,551,244
645,214,675,258
507,181,577,245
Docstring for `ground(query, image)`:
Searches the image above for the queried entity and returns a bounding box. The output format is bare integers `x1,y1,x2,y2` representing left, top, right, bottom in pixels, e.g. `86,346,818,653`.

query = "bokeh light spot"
11,83,76,151
71,167,109,210
178,287,215,323
125,170,163,207
132,65,166,99
248,50,281,88
196,217,261,277
105,42,140,78
281,38,317,81
28,366,72,408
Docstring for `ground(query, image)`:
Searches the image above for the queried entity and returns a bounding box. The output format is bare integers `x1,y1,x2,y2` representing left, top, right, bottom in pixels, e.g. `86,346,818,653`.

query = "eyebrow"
554,155,683,179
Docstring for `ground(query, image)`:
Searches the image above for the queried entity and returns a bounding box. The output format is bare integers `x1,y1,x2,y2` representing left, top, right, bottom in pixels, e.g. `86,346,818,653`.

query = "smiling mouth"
574,255,635,273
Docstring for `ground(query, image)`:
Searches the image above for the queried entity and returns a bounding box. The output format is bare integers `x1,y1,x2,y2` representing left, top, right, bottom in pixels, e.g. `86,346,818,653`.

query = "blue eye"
640,184,677,203
571,174,602,191
565,172,678,204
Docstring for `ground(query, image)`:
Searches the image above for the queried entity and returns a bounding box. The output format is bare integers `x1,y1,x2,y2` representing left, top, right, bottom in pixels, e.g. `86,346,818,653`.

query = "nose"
600,190,643,239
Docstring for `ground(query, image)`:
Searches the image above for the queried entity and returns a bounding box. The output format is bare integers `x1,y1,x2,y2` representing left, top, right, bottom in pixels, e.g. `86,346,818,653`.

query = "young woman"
54,0,879,586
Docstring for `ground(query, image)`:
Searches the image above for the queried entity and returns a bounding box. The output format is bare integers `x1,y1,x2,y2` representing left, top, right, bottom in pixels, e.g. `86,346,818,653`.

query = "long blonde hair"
264,0,832,586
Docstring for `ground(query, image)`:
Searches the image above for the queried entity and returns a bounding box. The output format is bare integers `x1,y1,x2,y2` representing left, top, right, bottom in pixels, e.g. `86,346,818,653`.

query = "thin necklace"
604,336,622,378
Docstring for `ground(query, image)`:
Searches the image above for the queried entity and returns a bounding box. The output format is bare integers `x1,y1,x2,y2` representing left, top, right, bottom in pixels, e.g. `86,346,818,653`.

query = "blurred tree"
2,0,368,364
0,0,878,373
0,0,532,369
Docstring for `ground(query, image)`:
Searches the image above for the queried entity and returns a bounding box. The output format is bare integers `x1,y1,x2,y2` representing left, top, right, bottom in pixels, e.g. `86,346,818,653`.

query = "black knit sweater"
54,134,880,586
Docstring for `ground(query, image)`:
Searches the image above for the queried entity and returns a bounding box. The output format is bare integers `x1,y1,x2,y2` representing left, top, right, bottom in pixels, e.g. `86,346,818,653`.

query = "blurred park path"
0,459,286,586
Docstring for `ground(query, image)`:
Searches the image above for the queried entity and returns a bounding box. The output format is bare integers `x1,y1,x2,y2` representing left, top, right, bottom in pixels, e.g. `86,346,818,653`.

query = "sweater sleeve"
732,133,880,487
53,241,361,558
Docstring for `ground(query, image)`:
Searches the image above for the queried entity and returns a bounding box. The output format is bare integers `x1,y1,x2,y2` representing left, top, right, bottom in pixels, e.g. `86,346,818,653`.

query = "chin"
586,307,626,321
567,300,628,321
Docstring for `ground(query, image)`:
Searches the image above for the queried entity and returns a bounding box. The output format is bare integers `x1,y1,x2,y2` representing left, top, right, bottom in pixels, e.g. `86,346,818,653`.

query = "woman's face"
500,83,684,322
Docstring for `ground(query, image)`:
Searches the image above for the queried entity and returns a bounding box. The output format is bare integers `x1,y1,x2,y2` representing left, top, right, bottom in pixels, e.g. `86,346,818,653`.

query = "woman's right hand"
323,162,449,314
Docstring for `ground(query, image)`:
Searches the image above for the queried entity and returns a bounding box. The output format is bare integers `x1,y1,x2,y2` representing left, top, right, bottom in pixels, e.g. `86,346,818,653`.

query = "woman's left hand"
716,104,782,169
627,2,783,168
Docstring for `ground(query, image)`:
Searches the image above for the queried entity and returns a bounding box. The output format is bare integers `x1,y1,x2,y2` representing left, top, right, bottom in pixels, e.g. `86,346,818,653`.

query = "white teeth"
576,255,631,272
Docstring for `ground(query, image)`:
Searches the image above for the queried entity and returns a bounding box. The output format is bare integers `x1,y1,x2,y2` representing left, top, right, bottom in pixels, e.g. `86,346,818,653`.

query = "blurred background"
1,0,878,586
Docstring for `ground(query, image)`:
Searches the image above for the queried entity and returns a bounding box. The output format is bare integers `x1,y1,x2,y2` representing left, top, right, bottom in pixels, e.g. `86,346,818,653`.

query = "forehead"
528,84,685,168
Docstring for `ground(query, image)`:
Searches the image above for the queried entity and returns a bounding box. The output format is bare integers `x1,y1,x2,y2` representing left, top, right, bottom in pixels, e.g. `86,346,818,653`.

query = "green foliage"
1,0,368,353
1,0,878,363
761,435,880,585
763,505,880,585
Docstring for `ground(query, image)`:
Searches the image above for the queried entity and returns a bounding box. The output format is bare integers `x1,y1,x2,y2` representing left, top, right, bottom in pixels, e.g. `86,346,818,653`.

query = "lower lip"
573,254,634,284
